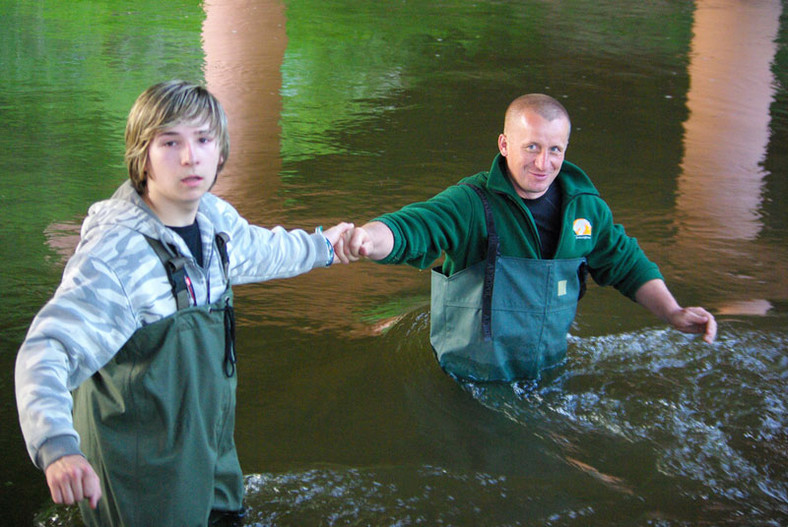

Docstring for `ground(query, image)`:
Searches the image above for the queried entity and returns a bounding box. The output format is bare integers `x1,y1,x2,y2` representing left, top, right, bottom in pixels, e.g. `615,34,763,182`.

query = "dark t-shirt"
522,182,562,259
169,220,204,267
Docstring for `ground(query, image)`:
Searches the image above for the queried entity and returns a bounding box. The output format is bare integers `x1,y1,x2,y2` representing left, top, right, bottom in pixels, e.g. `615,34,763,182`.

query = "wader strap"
461,184,499,341
143,232,233,307
223,298,237,377
144,235,192,311
578,260,589,300
213,233,236,377
215,232,230,281
144,232,237,377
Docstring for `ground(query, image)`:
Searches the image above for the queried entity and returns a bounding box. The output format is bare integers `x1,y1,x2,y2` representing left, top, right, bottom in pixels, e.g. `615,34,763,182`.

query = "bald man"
345,94,715,382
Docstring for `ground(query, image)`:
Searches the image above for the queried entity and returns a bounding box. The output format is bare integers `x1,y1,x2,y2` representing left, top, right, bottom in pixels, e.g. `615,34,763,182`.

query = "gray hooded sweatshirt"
15,181,332,470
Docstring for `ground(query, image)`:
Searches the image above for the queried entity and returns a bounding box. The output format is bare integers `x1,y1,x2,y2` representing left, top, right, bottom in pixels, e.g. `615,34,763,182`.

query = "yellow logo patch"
573,218,592,239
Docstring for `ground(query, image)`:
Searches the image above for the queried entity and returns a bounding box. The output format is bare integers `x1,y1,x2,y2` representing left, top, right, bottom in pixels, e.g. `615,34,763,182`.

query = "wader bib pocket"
73,234,241,526
429,184,586,382
431,257,585,381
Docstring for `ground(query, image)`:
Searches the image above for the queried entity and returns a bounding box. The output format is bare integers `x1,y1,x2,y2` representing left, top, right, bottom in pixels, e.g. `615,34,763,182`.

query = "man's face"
498,110,570,200
144,119,223,220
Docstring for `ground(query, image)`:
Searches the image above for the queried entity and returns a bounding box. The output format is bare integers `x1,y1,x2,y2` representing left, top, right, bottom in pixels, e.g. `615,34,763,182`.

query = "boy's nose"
181,142,197,165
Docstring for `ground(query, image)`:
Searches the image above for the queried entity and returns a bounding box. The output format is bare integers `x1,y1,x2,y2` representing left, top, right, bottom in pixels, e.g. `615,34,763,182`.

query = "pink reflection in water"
202,0,287,220
676,0,783,315
677,0,781,241
199,0,426,333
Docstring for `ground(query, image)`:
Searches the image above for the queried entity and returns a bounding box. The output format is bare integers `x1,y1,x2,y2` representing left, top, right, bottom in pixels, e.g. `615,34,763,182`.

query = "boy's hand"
45,454,102,510
322,222,355,264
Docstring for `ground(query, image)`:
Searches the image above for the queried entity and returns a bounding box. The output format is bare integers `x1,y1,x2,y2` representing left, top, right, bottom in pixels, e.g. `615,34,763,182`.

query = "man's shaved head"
503,94,571,138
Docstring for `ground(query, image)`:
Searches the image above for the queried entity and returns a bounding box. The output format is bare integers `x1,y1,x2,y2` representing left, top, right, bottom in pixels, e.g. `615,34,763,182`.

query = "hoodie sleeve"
207,195,330,285
15,250,138,469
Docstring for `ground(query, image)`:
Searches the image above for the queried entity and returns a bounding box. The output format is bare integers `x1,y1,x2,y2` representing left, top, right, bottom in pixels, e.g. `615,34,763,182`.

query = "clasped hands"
323,223,377,264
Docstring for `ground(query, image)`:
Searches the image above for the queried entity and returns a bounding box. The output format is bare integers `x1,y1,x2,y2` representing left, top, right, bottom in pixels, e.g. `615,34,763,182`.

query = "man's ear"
497,133,508,157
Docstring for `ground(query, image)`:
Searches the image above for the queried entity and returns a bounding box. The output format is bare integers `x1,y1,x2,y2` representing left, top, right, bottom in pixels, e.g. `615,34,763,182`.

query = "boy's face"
144,119,224,224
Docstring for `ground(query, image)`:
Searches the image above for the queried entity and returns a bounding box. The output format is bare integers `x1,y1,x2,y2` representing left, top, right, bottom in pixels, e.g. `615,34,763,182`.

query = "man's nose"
534,150,549,170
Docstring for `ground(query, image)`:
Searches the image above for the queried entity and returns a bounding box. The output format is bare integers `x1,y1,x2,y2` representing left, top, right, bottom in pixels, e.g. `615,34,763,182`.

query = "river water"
1,0,787,525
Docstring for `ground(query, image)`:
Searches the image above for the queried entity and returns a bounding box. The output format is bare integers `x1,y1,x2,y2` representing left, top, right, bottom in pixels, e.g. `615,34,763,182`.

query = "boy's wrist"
324,236,334,266
37,434,82,471
315,226,334,267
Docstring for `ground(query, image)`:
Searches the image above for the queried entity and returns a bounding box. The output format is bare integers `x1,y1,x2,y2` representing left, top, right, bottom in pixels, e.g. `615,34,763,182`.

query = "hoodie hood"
81,181,166,242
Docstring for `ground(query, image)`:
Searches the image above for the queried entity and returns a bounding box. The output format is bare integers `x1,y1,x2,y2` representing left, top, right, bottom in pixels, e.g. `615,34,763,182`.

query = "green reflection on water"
278,0,693,165
278,0,542,162
0,0,206,299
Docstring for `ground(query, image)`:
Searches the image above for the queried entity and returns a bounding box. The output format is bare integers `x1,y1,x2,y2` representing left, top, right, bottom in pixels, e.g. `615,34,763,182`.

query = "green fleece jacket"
376,154,663,300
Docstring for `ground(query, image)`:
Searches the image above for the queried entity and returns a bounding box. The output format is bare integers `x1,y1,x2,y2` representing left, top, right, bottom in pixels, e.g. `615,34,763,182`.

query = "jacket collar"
484,153,599,200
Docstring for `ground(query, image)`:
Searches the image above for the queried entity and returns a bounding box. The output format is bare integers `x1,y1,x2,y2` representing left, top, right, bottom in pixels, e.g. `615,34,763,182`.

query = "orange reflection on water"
677,0,781,241
202,0,287,218
675,0,783,315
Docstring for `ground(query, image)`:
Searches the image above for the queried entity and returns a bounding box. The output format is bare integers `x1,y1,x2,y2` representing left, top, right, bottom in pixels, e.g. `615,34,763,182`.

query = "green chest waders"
73,234,243,526
430,185,587,382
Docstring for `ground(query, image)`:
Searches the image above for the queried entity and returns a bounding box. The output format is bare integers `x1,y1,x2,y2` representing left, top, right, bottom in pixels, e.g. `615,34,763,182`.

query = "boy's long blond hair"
125,80,230,194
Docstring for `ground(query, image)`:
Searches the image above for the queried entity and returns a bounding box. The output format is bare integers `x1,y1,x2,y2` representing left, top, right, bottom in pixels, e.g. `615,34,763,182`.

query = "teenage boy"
16,80,353,525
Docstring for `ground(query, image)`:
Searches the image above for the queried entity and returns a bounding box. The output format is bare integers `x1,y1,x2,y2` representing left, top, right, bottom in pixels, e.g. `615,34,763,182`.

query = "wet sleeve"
36,435,82,471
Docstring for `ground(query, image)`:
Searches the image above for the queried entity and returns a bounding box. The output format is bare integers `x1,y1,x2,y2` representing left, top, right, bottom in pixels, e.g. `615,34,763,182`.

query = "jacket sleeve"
209,196,331,285
374,184,481,270
585,201,663,299
15,251,138,469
